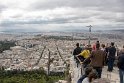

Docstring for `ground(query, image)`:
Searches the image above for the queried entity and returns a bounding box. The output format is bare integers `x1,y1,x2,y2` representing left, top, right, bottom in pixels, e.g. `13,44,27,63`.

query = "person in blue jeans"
117,47,124,83
77,67,93,83
107,42,116,72
107,58,115,71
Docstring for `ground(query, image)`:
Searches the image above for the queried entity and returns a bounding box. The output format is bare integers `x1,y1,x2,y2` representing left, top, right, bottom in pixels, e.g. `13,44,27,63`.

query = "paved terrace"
69,57,120,83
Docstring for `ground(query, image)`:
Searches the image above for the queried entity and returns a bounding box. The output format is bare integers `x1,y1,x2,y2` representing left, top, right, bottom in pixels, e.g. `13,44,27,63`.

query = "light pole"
86,25,92,45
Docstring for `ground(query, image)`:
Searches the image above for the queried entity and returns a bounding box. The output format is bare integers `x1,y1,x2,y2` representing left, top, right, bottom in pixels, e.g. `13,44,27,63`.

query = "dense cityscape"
0,0,124,82
0,30,123,83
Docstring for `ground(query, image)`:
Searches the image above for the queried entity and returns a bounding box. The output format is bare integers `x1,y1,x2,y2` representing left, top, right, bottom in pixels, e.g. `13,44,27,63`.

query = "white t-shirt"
101,48,105,51
82,77,89,83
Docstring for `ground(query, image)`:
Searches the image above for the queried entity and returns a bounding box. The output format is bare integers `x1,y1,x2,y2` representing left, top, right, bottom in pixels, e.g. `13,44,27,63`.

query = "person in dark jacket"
105,43,110,65
73,43,82,67
107,42,116,72
117,47,124,83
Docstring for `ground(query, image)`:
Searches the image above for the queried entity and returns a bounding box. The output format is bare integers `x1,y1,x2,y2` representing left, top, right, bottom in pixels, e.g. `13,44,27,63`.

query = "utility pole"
86,25,92,45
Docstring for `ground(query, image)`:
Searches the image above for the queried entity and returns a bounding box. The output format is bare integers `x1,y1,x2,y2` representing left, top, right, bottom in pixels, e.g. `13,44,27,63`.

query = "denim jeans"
77,75,87,83
119,69,124,83
93,67,102,78
107,58,115,71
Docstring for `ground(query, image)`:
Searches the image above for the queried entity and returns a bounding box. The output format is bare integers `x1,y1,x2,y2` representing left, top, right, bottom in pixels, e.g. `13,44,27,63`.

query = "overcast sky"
0,0,124,31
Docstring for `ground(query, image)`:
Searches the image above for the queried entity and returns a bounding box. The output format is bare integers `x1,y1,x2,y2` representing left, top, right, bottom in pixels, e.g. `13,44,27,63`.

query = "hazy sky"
0,0,124,31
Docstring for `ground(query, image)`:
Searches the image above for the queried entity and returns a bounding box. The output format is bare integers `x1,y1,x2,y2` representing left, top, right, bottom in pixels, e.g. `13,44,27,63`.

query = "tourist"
82,71,98,83
73,43,82,68
105,43,110,65
107,42,116,72
92,41,99,51
87,44,92,53
101,44,106,51
117,46,124,83
101,44,108,65
80,43,85,51
77,45,90,68
83,43,106,78
77,67,93,83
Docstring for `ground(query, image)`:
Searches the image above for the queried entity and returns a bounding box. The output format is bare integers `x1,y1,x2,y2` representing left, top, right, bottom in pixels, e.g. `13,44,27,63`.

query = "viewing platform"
69,57,120,83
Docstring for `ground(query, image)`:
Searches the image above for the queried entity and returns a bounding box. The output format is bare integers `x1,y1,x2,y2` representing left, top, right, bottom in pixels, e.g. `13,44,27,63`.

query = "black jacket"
73,47,82,55
108,46,116,59
117,53,124,70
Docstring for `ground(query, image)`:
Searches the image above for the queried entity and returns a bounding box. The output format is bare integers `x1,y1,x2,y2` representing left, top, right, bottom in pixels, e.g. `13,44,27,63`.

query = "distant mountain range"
1,28,124,33
0,28,88,33
1,29,39,32
111,29,124,33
